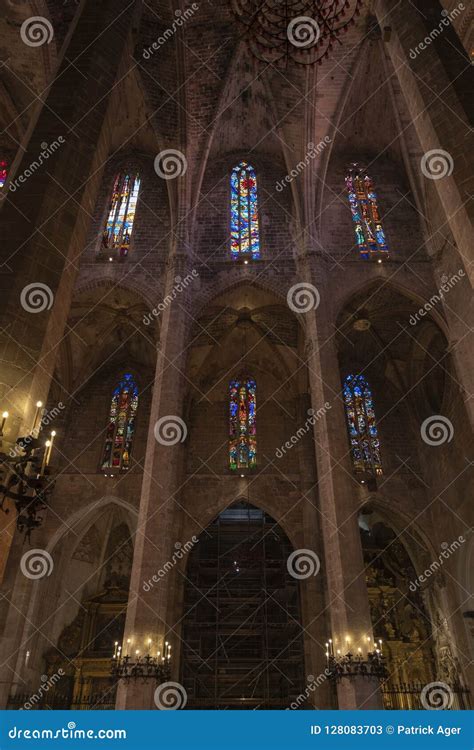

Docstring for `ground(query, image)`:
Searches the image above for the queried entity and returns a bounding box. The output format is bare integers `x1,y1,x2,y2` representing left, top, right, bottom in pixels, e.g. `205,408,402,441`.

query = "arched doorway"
180,502,307,709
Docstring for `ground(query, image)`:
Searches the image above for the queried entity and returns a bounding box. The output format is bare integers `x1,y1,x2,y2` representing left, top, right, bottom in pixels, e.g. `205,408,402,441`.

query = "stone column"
302,257,383,709
116,257,194,709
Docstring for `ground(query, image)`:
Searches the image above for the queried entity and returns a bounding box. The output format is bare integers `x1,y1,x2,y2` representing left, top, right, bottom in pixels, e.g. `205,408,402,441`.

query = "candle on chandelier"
32,401,43,434
0,410,8,437
40,440,51,474
45,430,56,465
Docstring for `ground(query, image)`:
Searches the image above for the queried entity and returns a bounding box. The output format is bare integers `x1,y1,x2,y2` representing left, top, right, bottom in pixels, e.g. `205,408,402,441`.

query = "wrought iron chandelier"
0,435,55,542
110,638,172,682
232,0,364,66
325,637,387,681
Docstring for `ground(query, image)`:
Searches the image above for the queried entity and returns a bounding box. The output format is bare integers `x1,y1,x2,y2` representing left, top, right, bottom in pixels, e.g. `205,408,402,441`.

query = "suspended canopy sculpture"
232,0,363,66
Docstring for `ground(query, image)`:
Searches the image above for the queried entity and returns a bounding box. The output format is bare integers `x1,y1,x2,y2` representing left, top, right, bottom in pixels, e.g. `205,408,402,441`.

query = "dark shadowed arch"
180,501,307,709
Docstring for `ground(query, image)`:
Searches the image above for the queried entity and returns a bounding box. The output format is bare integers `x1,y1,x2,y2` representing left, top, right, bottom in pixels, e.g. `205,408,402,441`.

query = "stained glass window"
345,165,389,260
101,172,141,257
230,161,260,260
229,377,257,470
0,160,7,188
343,374,382,476
101,373,139,472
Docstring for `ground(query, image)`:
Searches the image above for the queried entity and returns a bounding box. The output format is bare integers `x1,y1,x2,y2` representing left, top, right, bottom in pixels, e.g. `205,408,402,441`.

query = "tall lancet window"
345,164,389,260
343,374,382,476
101,373,139,472
229,377,257,470
230,161,260,260
102,172,141,257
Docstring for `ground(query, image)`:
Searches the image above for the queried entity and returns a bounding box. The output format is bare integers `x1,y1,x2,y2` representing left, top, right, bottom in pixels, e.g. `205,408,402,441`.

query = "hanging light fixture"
232,0,363,67
0,434,56,542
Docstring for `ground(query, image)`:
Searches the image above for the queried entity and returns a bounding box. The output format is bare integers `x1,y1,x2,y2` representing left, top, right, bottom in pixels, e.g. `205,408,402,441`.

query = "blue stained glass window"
101,172,141,257
345,165,389,260
343,374,382,476
230,161,260,260
229,377,257,470
101,373,139,472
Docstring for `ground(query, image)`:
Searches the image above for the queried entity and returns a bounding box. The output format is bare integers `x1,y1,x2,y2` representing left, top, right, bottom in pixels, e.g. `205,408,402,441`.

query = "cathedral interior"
0,0,472,712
